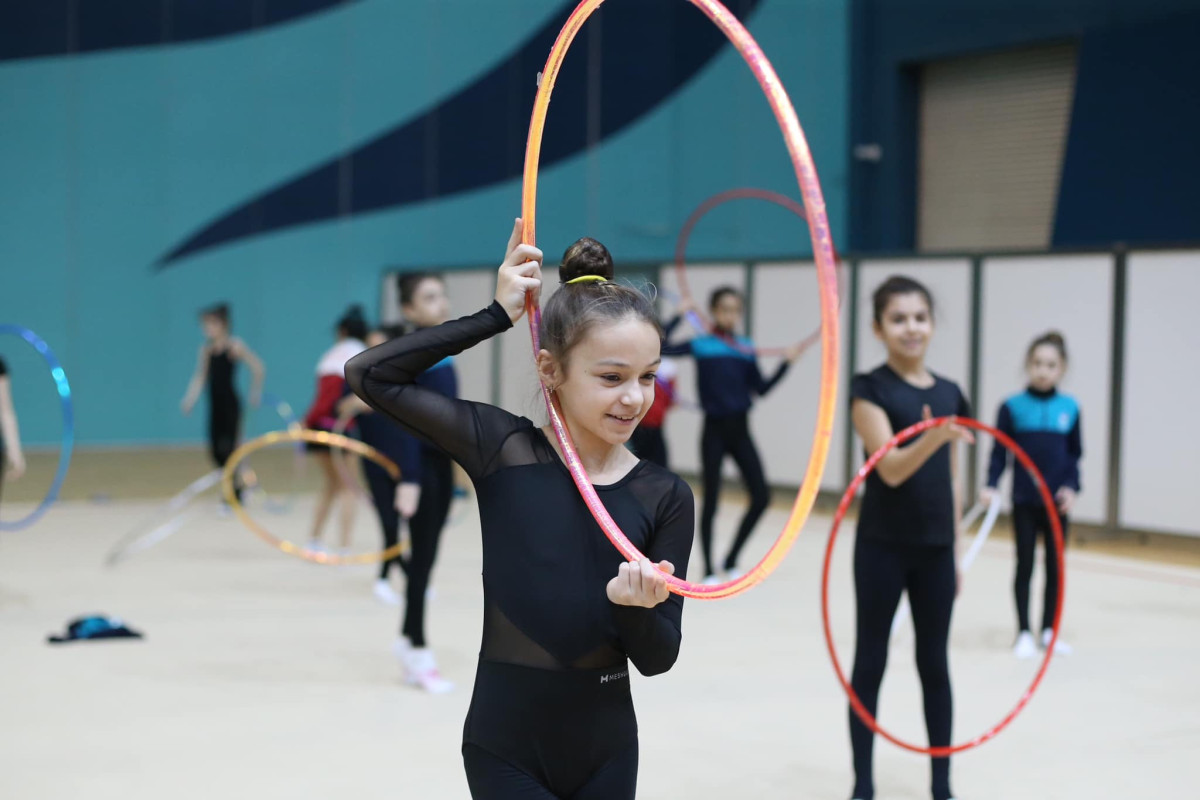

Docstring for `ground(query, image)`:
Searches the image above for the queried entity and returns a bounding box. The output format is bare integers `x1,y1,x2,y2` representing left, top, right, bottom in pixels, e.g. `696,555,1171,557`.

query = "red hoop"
673,187,840,356
821,416,1065,756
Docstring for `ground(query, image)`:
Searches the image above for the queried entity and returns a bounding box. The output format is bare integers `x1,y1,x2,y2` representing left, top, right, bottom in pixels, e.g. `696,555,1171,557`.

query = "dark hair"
709,286,742,312
397,271,444,306
378,323,407,340
1027,330,1067,363
199,303,230,327
337,304,368,341
872,275,934,324
540,237,661,367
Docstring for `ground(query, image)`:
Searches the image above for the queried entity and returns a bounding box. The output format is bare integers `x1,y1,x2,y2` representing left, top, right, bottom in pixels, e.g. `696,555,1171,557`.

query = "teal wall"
0,0,848,445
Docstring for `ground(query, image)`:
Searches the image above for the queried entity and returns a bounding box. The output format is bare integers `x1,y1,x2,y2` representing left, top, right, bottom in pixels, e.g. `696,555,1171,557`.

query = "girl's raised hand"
495,218,543,323
607,558,674,608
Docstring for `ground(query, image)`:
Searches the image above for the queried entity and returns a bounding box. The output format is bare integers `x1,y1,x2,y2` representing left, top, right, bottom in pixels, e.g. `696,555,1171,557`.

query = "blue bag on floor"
47,615,143,644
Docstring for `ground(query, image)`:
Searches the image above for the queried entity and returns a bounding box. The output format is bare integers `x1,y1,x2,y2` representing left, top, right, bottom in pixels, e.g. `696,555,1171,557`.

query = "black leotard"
206,346,241,472
347,302,694,799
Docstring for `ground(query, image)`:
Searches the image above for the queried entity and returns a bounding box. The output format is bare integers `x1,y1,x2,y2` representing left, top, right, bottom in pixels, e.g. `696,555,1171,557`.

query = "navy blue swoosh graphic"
158,0,763,267
1,0,357,62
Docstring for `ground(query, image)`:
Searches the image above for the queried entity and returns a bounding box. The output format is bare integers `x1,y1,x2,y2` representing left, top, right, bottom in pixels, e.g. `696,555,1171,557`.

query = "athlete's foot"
373,579,401,606
1041,629,1072,655
701,574,722,586
403,647,454,694
725,567,745,581
304,539,328,554
217,502,233,518
392,636,412,660
1013,631,1037,659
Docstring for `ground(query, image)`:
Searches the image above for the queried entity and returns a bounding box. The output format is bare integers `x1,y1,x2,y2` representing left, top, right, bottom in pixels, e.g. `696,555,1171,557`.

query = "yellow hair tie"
564,274,608,285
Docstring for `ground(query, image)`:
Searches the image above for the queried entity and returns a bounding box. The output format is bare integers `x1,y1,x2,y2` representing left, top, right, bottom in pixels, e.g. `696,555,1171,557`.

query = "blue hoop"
0,324,75,531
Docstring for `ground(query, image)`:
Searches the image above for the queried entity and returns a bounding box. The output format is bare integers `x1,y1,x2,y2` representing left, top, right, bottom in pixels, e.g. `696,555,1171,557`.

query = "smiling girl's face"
542,316,661,447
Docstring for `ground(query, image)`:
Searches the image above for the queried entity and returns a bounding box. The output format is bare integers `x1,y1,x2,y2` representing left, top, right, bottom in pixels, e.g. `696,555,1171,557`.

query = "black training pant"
849,537,956,800
1012,503,1069,634
402,452,454,648
363,457,406,581
699,413,769,575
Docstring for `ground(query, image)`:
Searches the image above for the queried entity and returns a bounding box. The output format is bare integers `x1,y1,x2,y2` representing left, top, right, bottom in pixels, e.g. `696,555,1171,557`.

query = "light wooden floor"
2,475,1197,799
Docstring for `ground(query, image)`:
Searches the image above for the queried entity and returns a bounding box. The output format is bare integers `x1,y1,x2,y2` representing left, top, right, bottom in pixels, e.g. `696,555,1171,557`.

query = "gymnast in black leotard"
181,304,265,503
347,221,694,799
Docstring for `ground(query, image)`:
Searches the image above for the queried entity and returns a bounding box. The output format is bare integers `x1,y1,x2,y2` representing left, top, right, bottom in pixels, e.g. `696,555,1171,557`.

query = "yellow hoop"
222,428,408,565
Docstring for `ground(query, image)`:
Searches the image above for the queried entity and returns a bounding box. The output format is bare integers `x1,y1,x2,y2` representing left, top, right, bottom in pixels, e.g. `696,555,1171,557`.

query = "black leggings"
699,413,769,575
363,459,405,581
1012,504,1069,634
462,659,638,799
208,398,240,469
629,425,667,469
850,537,956,800
209,399,242,499
403,453,454,648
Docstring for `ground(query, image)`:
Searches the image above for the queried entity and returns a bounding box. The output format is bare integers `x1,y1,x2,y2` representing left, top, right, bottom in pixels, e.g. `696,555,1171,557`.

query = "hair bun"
559,237,615,284
344,304,366,320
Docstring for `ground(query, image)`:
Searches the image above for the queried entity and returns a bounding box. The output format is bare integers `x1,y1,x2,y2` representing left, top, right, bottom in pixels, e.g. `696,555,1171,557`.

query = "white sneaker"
1013,631,1037,659
373,579,401,606
304,539,328,554
391,636,412,659
1041,629,1072,655
725,567,745,581
403,647,454,694
701,574,722,586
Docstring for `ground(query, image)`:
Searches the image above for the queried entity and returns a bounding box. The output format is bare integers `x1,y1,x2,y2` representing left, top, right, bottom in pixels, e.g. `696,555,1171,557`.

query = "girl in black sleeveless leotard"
181,304,265,501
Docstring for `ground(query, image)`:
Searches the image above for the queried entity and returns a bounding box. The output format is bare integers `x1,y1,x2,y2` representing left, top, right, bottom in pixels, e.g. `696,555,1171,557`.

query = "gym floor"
1,449,1196,798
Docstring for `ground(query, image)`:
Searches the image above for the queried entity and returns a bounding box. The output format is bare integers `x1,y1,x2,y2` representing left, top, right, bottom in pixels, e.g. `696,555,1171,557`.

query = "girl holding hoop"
347,221,693,798
848,276,972,800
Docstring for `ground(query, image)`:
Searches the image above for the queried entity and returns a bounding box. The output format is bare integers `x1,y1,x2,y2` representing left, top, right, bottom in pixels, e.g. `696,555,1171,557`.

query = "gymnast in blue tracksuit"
981,331,1081,657
664,286,802,582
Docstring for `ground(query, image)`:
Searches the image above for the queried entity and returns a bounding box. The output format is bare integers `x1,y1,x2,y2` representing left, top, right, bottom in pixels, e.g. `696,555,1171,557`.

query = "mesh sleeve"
346,302,523,481
612,473,695,677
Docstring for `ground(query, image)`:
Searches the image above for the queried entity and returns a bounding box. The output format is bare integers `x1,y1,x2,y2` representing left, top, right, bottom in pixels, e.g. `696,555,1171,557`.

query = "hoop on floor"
520,0,840,599
222,428,405,565
104,469,223,566
0,324,74,531
821,416,1065,756
673,187,837,357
